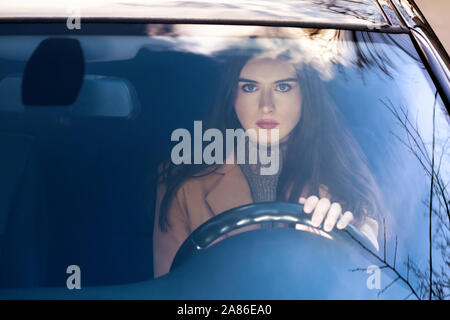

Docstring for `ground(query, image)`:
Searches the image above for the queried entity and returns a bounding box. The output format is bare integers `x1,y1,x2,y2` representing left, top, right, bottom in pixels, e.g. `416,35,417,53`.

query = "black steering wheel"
170,202,376,271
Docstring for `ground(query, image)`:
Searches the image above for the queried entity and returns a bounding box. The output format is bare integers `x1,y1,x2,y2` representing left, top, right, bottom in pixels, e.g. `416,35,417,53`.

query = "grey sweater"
238,140,288,202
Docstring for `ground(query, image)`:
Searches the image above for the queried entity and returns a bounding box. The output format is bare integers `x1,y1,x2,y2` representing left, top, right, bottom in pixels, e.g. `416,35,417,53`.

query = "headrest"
22,38,85,106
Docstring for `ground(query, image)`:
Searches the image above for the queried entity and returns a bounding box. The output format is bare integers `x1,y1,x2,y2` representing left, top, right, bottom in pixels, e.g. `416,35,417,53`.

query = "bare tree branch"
344,229,420,299
394,236,398,269
378,276,400,297
428,92,437,300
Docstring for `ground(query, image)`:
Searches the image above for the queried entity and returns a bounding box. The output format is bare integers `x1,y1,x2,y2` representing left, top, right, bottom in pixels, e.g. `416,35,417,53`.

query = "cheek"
276,92,302,126
234,94,258,127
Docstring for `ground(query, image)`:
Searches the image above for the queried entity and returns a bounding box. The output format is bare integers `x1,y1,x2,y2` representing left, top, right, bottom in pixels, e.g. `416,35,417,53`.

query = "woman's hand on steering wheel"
299,195,354,233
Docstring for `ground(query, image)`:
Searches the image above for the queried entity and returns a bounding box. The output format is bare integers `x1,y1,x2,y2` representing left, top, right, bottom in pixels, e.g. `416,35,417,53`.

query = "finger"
311,198,331,227
303,196,319,214
298,197,306,204
323,202,342,232
336,211,354,229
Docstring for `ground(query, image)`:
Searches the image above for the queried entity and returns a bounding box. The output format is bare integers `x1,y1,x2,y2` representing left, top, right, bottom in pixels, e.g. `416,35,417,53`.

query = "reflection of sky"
325,36,449,297
0,0,386,26
0,26,356,79
147,26,355,80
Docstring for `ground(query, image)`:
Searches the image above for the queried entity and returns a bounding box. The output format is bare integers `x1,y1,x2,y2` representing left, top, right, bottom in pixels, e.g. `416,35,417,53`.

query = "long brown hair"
157,49,383,232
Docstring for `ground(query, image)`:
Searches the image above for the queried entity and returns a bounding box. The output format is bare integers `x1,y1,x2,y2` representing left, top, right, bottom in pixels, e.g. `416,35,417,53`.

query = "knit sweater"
238,140,288,202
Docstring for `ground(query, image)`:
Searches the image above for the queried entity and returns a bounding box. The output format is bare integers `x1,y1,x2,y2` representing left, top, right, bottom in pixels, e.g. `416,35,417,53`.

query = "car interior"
0,34,226,288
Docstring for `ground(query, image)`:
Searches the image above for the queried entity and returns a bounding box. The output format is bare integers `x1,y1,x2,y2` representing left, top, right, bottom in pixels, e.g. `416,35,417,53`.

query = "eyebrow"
238,77,298,84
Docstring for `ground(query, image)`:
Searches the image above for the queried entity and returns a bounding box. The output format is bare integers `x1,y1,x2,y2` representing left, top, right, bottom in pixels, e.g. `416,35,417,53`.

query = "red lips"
256,119,279,129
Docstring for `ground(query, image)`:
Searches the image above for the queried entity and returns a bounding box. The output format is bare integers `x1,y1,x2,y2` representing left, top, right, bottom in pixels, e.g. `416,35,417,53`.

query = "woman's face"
234,56,302,145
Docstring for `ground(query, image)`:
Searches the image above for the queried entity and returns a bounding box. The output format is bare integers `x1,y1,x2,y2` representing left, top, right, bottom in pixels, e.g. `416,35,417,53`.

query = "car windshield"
0,23,448,300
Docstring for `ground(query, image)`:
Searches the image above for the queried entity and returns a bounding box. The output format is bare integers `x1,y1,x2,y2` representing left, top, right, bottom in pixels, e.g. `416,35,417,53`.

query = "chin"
257,138,282,146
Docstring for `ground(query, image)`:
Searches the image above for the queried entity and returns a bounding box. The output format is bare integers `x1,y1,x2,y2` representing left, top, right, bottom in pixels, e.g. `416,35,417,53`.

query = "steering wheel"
170,202,376,271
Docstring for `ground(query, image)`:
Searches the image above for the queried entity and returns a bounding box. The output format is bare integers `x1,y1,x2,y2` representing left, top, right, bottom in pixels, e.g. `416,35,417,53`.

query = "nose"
258,87,275,113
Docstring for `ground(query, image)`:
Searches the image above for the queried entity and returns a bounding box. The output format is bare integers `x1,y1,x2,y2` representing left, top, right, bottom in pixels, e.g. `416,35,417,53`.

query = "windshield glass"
0,24,448,300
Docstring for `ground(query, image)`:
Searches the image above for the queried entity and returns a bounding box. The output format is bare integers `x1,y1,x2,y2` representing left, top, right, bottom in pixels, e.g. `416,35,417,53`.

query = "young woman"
153,50,382,278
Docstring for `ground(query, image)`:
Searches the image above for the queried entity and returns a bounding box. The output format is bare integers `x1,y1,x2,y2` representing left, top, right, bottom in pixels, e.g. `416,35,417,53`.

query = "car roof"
0,0,399,29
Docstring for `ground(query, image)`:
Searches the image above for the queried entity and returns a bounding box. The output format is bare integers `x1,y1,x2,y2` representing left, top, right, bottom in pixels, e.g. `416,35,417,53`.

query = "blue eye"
242,84,257,92
276,83,292,92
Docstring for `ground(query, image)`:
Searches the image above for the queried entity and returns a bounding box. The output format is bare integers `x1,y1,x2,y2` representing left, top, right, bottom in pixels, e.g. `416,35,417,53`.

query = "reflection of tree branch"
378,276,400,297
408,261,445,300
436,138,449,177
407,255,410,282
428,93,436,300
381,96,450,299
312,0,379,21
382,99,450,223
404,292,414,300
394,236,398,269
383,100,430,165
348,224,448,299
346,224,420,299
383,218,386,261
423,201,449,231
429,95,437,300
349,265,388,272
